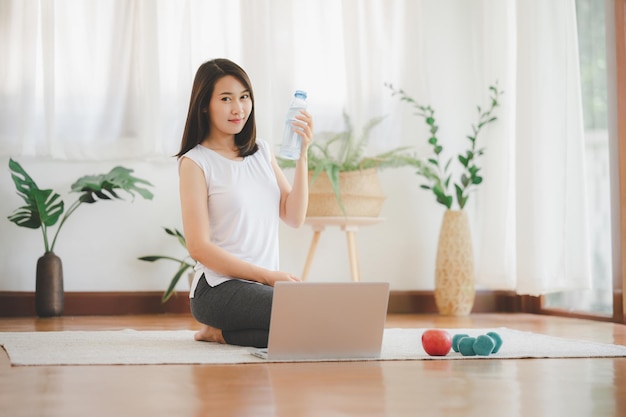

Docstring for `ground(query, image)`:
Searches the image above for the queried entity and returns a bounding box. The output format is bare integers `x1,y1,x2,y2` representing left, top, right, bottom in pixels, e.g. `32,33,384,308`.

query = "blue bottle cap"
295,90,307,100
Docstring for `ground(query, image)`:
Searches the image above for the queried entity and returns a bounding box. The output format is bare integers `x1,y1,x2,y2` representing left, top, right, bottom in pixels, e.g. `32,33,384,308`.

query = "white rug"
1,328,626,366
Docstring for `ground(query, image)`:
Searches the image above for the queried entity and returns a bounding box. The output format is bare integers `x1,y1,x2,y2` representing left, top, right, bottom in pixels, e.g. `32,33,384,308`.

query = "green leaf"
455,183,463,199
432,185,452,209
455,184,468,209
325,164,346,216
434,145,443,155
433,184,445,197
8,188,64,229
137,227,195,303
428,137,437,145
138,256,168,262
440,195,453,209
71,166,154,204
162,263,193,303
7,158,65,230
163,227,187,249
426,117,435,125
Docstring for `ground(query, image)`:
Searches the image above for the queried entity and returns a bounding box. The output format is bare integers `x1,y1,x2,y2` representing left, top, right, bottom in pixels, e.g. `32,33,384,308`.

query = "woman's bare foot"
194,324,226,344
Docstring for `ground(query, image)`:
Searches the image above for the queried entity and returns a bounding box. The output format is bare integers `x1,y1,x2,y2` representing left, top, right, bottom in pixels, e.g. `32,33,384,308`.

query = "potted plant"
278,111,417,217
7,158,154,317
387,83,503,316
137,227,194,303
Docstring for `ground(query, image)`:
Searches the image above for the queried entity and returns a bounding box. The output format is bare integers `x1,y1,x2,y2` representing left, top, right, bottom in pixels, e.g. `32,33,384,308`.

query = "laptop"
250,281,390,361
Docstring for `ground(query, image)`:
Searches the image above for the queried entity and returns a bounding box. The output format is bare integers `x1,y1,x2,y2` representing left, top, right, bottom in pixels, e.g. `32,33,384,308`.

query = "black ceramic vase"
35,252,64,317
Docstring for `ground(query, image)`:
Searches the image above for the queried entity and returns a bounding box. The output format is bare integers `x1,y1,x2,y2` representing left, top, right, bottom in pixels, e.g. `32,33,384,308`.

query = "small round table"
301,216,385,282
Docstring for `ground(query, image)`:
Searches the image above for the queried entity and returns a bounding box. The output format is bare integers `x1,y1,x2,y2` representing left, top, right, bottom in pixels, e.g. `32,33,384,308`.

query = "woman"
176,59,313,348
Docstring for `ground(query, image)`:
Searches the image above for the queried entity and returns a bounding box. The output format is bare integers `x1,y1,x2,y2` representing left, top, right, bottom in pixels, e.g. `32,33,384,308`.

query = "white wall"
0,155,445,294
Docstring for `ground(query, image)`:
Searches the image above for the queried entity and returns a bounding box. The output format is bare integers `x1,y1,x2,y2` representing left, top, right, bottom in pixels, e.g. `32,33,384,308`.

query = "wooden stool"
301,216,385,282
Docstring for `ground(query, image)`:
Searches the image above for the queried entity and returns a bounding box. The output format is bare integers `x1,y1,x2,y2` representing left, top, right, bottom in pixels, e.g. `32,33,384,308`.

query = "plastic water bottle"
278,90,308,160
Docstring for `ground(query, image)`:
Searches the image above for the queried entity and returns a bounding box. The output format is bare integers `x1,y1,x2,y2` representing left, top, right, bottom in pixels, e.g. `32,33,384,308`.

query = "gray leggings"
190,276,273,348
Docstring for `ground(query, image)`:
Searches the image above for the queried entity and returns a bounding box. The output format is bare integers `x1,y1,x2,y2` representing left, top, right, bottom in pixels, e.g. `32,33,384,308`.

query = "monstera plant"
7,158,154,317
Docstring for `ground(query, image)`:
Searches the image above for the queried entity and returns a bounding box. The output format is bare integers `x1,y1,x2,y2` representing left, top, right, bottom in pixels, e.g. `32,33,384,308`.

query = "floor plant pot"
35,252,64,317
434,210,475,316
306,168,386,217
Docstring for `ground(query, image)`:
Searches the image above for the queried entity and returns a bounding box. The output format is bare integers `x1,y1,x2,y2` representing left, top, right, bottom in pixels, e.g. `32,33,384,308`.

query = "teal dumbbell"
458,337,477,356
486,331,503,353
452,333,469,353
473,335,496,356
453,332,503,357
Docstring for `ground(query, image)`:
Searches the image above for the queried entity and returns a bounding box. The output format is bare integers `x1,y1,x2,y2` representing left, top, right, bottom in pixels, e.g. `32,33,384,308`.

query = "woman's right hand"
263,270,301,287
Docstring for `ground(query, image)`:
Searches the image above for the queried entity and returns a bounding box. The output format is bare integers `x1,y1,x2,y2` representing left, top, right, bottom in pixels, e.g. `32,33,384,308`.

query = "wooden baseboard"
0,290,522,317
0,291,192,317
387,290,519,314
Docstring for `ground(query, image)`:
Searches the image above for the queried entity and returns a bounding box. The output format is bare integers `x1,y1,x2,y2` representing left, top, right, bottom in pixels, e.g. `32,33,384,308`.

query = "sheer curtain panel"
0,0,592,295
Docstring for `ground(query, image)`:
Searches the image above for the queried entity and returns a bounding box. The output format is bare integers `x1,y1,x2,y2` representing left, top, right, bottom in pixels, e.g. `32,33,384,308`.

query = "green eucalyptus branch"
386,83,503,210
454,84,502,208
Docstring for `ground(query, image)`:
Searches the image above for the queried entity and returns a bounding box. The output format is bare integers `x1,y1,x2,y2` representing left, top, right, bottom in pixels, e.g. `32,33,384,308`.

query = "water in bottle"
279,90,308,160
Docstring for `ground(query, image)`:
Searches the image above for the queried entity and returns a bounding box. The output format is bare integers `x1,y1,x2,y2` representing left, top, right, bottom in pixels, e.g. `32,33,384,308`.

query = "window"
543,0,612,315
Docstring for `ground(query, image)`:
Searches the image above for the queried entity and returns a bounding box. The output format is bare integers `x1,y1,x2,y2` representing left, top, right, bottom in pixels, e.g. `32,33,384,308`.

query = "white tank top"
181,138,281,295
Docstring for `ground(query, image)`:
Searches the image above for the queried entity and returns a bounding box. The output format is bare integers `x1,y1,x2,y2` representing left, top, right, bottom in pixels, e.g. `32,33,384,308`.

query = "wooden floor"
1,313,625,417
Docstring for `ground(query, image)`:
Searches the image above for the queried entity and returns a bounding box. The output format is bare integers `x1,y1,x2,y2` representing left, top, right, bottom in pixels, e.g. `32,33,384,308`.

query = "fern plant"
278,111,417,214
387,83,503,209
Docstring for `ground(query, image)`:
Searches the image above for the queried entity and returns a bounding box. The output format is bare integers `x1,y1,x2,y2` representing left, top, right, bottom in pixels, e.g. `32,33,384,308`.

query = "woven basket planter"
306,168,386,217
434,209,475,316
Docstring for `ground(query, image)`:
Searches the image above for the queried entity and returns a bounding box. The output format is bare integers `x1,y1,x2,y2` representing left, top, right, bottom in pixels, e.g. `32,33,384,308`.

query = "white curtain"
0,0,591,295
513,0,591,294
473,0,592,295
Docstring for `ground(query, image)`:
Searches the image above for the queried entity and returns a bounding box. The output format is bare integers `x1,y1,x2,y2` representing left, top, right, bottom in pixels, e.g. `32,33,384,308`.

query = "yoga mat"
1,328,626,366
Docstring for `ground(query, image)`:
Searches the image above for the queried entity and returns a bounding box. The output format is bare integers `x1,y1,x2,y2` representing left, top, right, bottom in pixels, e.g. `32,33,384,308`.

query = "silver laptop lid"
266,282,390,360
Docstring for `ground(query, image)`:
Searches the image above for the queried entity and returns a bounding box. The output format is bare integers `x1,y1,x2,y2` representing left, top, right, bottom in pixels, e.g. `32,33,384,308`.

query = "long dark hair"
176,59,257,158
